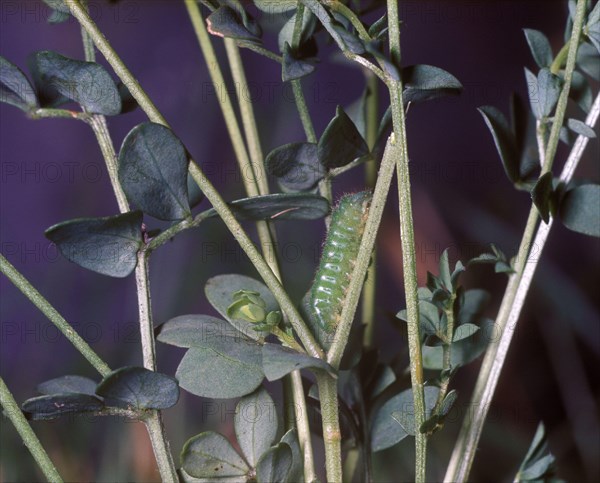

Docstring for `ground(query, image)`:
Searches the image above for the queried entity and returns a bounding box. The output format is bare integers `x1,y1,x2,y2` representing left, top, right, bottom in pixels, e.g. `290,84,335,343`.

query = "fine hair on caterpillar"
310,191,373,334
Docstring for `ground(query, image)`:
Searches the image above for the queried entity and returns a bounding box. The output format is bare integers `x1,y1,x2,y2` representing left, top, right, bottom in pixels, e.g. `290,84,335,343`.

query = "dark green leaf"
569,71,592,113
37,375,97,396
368,14,388,40
401,64,462,104
118,122,191,221
157,315,242,348
181,432,249,479
532,172,555,223
32,51,121,115
202,193,330,221
265,142,324,192
576,42,600,80
439,389,458,418
331,22,365,54
235,387,277,467
369,365,397,399
96,367,179,410
397,300,441,338
478,106,520,184
516,423,559,482
567,118,596,138
205,274,279,341
277,8,317,53
22,394,104,421
45,211,143,278
300,0,347,53
523,29,553,68
48,9,70,24
0,56,38,111
207,6,260,42
457,289,490,325
391,387,440,436
586,2,600,53
255,443,292,483
280,430,302,483
559,184,600,237
282,42,315,82
262,343,335,381
318,106,370,169
254,0,296,13
525,67,561,119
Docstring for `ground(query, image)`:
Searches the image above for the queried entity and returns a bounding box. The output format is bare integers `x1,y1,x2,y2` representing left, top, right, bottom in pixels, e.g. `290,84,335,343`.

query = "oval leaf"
181,432,249,479
523,29,553,68
118,122,191,221
0,56,38,111
262,343,335,381
478,106,520,184
318,106,369,169
207,6,261,41
559,184,600,237
37,375,97,396
22,394,104,421
265,142,324,192
531,172,555,223
280,430,302,483
96,367,179,410
45,211,143,278
235,387,278,467
157,315,244,348
255,443,293,483
282,42,315,82
32,51,121,115
401,64,462,104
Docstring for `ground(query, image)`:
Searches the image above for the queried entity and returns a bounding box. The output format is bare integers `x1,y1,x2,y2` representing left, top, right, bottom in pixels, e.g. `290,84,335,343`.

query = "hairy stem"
0,377,63,482
316,373,343,482
0,254,111,377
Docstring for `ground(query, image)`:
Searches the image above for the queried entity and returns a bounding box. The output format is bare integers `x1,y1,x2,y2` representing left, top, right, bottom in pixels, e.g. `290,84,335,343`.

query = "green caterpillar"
310,191,372,334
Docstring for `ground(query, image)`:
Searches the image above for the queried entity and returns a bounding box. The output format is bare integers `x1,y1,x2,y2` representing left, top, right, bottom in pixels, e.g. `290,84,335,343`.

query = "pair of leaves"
524,68,561,120
157,274,333,399
22,368,179,421
515,423,562,482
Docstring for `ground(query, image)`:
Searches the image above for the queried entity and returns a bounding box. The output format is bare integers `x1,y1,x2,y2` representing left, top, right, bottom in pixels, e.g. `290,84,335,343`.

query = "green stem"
291,80,317,143
0,377,63,482
144,412,178,483
0,254,111,377
386,1,426,481
316,373,343,483
432,294,456,415
291,370,318,483
444,3,588,479
28,108,90,121
550,41,570,74
325,0,372,42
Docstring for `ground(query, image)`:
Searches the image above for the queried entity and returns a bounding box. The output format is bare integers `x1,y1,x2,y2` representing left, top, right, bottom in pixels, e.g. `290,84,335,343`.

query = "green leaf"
48,9,70,24
32,51,121,115
300,0,347,53
318,106,370,169
523,29,553,68
576,42,600,80
532,172,555,223
570,71,592,113
397,300,441,338
478,106,520,184
37,375,97,396
265,142,324,192
203,193,330,221
515,423,559,482
205,274,279,341
525,67,561,119
118,122,191,221
369,365,397,399
22,394,104,421
371,386,439,452
45,211,143,278
0,56,38,111
567,118,596,138
422,319,494,370
586,2,600,53
438,389,458,418
277,9,317,54
280,430,302,483
255,443,293,483
457,289,490,325
559,184,600,237
181,432,249,479
254,0,296,14
235,387,277,467
261,343,335,381
42,0,69,13
207,6,261,42
157,315,243,348
95,367,179,410
176,338,264,399
401,64,462,104
282,42,315,82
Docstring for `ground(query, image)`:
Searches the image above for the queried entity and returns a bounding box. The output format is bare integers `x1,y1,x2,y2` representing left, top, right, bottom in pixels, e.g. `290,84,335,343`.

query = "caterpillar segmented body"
310,191,372,333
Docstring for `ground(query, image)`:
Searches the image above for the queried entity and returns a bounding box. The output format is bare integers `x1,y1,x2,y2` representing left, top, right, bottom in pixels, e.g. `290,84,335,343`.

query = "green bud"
265,311,282,327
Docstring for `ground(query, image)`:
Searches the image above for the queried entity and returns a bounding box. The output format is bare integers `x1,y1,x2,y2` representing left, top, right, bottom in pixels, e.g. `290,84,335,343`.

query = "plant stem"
28,108,90,121
291,370,318,483
444,3,590,478
316,372,343,483
0,377,63,482
144,411,178,483
325,0,372,42
433,293,457,414
0,254,111,377
550,41,570,75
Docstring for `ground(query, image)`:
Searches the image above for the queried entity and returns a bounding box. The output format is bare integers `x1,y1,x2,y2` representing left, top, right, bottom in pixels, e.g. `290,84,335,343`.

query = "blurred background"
1,1,598,481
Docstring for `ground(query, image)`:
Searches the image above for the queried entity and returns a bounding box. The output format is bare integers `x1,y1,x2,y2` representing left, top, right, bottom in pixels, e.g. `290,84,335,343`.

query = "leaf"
255,443,293,483
280,430,302,483
515,423,558,482
397,300,442,338
370,386,439,452
282,42,315,82
525,67,561,119
254,0,296,14
32,51,121,115
318,106,369,169
559,184,600,237
45,211,143,278
207,6,261,42
42,0,69,13
277,8,317,54
202,193,330,221
567,118,596,138
22,394,104,421
300,0,347,53
478,106,520,184
576,42,600,80
37,375,97,396
369,365,397,399
176,338,264,399
570,71,592,113
262,343,335,381
531,172,555,223
401,64,462,104
118,122,191,221
181,432,249,479
0,56,38,111
48,9,70,24
586,2,600,53
157,315,243,348
523,29,553,68
205,274,279,341
95,367,179,411
265,142,324,192
422,319,495,370
235,387,277,467
457,289,490,325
